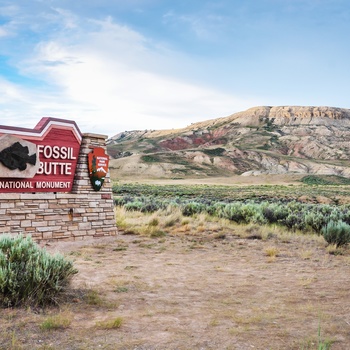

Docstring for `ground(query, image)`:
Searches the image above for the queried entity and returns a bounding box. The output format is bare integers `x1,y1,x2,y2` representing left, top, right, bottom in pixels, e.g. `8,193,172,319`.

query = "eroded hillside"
107,106,350,179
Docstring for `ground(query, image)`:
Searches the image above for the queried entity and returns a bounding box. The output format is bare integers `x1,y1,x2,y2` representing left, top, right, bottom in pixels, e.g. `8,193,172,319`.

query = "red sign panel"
0,118,82,193
88,147,109,191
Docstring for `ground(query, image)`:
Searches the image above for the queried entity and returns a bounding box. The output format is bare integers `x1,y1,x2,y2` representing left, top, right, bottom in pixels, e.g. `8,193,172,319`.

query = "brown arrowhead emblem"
88,147,109,191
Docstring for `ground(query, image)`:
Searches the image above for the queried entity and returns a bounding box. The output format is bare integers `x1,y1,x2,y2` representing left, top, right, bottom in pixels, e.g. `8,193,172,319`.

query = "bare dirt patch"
1,232,350,349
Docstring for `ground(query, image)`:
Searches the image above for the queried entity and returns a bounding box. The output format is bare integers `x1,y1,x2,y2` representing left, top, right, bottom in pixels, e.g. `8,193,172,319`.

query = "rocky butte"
107,106,350,179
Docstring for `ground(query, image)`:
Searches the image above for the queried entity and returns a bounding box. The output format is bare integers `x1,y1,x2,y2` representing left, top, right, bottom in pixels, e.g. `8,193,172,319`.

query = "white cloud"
0,5,19,17
0,27,9,37
0,19,18,38
3,15,259,136
0,78,28,104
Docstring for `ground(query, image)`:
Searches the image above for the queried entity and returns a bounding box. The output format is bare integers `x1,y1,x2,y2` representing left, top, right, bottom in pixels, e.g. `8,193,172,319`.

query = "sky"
1,0,350,136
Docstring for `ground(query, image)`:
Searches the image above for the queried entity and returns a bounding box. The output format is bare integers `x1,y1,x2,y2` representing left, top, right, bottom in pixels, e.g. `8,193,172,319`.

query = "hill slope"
107,106,350,180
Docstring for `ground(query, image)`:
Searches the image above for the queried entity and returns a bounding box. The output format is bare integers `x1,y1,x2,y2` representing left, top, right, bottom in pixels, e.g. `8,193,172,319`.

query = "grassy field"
113,179,350,203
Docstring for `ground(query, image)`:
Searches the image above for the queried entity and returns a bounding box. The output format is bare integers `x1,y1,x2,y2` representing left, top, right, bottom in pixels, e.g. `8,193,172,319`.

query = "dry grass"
114,174,304,186
265,246,280,257
95,317,123,329
40,311,73,331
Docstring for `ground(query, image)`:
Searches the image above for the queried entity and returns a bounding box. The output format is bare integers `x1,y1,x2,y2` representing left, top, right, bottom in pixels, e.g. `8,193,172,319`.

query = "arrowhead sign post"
88,147,109,191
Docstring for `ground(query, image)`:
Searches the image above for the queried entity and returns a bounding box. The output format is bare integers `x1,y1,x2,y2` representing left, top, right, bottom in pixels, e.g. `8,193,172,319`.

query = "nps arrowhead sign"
0,118,82,193
88,147,109,191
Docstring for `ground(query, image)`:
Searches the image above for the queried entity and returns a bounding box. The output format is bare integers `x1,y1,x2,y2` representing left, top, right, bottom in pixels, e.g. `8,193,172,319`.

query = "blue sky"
1,0,349,136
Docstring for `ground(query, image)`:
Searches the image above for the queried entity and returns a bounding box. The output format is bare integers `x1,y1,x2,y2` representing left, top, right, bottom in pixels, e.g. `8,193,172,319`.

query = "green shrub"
251,210,267,225
262,203,288,224
122,197,165,213
321,220,350,247
112,184,350,238
301,175,333,185
241,203,264,224
220,203,263,224
301,175,350,185
329,208,341,222
141,155,160,163
124,200,144,211
0,234,77,306
221,203,246,223
339,207,350,225
182,202,206,216
305,212,327,233
282,213,305,231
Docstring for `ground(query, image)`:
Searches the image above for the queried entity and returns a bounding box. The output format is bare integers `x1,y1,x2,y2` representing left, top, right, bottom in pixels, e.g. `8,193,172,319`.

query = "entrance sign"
88,147,109,191
0,118,82,193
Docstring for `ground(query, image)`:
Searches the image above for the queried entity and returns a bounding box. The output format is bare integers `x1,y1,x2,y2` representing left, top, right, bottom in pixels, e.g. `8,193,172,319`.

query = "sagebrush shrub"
282,213,305,231
182,202,206,216
113,188,350,238
339,207,350,225
222,203,246,223
241,204,260,223
329,208,341,223
262,203,288,224
0,234,77,306
305,212,327,233
321,220,350,247
124,200,144,211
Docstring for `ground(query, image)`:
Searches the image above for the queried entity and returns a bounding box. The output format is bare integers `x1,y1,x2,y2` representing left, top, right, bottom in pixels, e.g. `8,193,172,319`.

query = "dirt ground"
1,229,350,350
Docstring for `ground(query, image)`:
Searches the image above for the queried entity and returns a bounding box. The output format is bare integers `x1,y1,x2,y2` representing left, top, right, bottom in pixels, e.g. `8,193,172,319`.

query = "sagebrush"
0,234,77,306
321,220,350,247
113,183,350,246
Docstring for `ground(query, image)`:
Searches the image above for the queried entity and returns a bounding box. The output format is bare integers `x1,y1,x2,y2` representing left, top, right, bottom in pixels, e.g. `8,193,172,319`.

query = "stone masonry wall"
0,133,117,242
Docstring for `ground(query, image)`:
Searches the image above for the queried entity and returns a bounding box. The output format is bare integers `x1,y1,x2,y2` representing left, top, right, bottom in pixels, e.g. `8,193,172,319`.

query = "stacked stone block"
0,133,117,242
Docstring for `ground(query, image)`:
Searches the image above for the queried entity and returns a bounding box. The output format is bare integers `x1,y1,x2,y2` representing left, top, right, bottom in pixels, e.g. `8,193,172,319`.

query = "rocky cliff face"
107,106,350,179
